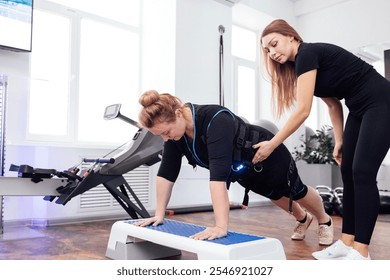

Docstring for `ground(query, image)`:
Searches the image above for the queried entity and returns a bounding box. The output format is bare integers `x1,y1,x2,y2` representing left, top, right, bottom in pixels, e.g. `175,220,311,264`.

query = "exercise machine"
47,104,163,219
9,104,163,219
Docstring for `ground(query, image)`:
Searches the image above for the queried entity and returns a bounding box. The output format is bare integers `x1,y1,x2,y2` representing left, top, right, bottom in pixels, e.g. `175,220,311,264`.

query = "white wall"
0,50,30,146
295,0,390,51
175,0,232,105
241,0,296,23
140,0,176,93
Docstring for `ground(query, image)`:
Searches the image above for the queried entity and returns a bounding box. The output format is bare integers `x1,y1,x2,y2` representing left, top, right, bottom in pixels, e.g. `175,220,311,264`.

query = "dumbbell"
316,185,332,191
379,189,390,214
315,185,334,215
332,187,343,217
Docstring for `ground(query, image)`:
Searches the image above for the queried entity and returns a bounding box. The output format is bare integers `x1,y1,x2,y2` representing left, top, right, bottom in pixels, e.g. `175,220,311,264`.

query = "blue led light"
236,164,244,171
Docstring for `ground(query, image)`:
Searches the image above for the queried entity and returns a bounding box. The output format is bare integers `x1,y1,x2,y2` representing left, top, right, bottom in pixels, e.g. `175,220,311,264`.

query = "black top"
295,42,373,100
157,104,273,182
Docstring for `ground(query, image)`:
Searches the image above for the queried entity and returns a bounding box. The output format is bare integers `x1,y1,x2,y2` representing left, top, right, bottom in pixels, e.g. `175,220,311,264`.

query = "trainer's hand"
132,216,164,227
252,140,275,164
190,226,227,240
333,142,343,166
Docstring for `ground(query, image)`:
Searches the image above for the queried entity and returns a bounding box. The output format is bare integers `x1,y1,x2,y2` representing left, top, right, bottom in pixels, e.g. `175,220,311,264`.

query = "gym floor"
1,204,390,260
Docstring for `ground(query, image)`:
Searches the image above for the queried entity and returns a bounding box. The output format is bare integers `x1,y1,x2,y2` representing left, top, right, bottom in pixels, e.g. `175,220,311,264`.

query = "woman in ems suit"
134,90,333,246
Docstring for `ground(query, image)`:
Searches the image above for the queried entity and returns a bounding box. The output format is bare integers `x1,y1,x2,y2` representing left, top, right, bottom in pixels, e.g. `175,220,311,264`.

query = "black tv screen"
0,0,33,52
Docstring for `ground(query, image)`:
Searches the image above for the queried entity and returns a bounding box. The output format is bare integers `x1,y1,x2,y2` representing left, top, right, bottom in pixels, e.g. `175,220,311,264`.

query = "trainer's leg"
339,113,360,247
351,106,390,256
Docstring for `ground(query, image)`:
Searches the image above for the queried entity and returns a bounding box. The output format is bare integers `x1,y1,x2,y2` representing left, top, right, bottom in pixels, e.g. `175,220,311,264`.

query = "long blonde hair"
260,19,303,118
138,90,183,128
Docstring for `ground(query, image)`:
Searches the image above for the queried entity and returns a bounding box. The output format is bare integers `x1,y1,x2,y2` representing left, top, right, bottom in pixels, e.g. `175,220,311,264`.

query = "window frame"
231,24,260,123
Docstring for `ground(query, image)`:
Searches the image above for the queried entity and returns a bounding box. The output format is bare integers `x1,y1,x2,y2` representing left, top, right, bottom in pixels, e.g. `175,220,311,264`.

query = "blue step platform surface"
125,219,264,245
106,219,286,260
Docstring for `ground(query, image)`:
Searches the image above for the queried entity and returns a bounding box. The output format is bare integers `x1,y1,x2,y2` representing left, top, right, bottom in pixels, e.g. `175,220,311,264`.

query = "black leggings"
341,73,390,245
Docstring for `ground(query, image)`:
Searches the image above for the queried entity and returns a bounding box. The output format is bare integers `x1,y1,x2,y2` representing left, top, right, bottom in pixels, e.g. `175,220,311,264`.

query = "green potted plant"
293,125,336,165
293,125,342,189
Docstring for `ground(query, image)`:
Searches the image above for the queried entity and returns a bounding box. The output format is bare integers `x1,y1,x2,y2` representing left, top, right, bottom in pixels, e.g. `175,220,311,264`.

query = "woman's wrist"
269,138,280,150
154,211,165,218
215,225,228,231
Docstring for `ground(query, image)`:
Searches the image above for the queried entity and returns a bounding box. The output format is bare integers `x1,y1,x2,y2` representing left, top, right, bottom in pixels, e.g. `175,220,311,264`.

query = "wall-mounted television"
0,0,33,52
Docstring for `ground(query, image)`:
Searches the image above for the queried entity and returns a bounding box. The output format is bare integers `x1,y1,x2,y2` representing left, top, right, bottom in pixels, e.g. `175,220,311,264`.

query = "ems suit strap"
287,156,295,214
248,129,259,149
233,124,261,209
233,121,246,162
289,191,293,214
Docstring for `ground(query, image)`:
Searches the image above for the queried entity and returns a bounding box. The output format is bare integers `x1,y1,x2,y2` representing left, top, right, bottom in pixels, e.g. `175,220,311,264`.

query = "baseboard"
3,214,130,228
246,200,273,207
2,203,273,228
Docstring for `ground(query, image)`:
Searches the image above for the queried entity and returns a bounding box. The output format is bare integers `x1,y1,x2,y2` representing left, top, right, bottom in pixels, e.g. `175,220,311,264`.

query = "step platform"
106,219,286,260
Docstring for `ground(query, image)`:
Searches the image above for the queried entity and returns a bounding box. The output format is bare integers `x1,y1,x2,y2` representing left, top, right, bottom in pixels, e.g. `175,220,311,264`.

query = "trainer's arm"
253,70,317,162
321,97,344,165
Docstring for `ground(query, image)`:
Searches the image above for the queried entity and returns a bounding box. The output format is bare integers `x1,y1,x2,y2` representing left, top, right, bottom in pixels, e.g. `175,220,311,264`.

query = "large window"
231,25,258,123
77,19,139,143
29,9,70,137
29,0,141,145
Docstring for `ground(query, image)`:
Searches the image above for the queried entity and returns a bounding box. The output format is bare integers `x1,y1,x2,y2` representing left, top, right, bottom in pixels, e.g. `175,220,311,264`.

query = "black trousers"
341,72,390,244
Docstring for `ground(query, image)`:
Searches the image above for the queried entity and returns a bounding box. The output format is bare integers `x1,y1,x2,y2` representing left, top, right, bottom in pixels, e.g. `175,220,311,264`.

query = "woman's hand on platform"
132,216,164,227
190,226,227,240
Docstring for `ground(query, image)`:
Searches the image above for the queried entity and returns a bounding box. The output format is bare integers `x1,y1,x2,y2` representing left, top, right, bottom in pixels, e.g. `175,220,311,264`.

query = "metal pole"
0,197,3,234
218,25,225,106
0,75,7,234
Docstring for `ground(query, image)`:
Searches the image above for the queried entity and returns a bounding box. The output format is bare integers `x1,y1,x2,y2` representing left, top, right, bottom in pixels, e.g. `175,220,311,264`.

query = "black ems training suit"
157,103,308,206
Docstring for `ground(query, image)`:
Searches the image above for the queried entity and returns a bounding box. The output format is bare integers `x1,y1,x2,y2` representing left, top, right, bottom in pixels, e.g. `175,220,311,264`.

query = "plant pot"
296,161,343,189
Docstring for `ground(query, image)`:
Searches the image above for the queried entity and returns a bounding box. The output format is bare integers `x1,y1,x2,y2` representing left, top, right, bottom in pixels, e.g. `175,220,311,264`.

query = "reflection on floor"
0,226,46,241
